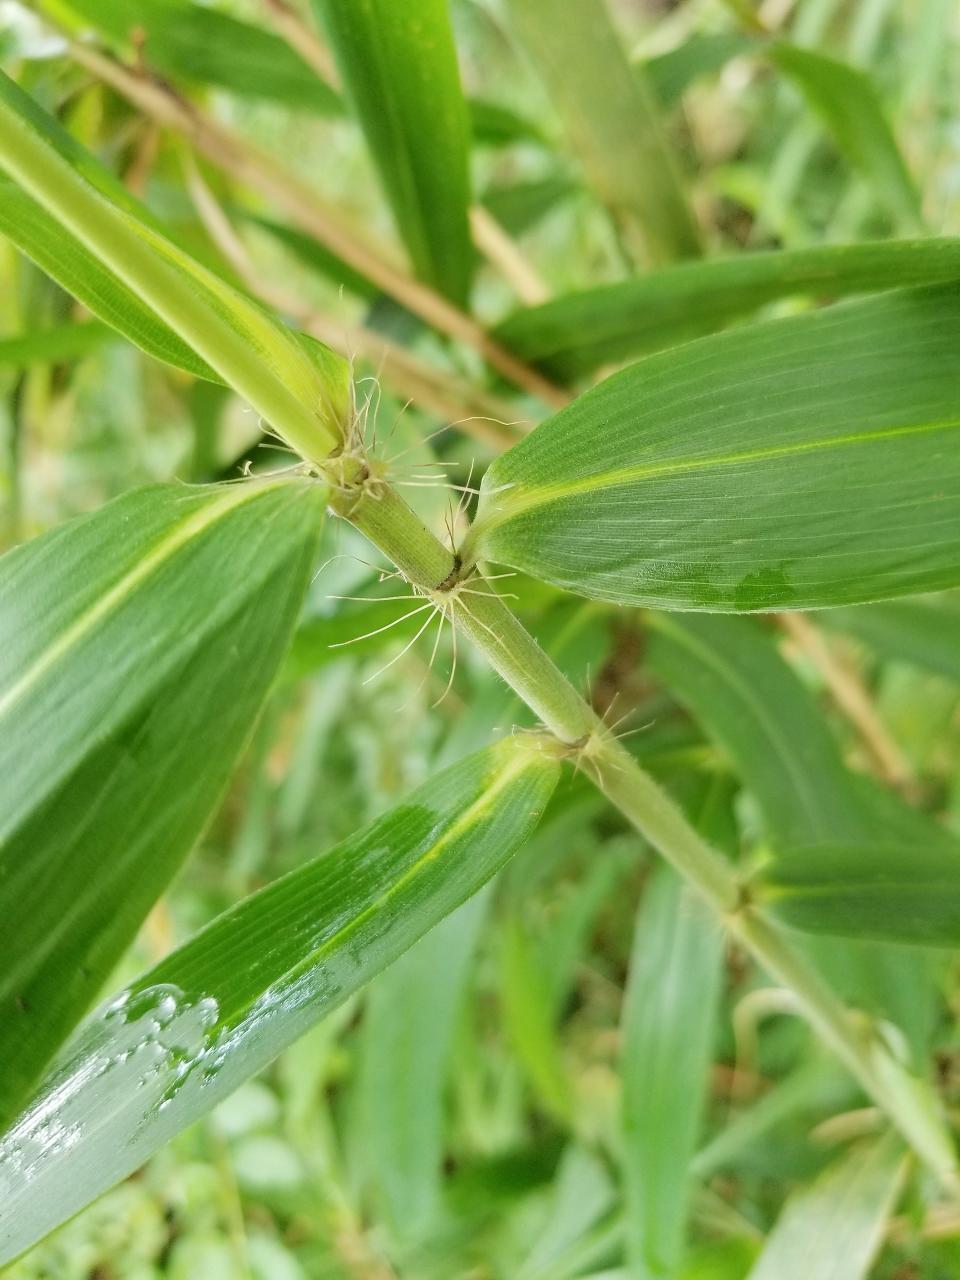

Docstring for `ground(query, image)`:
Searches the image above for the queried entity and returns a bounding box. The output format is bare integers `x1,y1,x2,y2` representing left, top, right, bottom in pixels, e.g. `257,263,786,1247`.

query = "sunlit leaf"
0,70,350,458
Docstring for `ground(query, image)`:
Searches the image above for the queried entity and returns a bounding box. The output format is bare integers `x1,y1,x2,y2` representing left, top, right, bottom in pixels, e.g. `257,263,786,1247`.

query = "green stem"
344,480,958,1187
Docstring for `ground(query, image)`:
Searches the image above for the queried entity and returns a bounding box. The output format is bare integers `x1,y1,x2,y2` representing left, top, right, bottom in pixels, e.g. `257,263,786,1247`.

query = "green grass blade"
0,180,216,380
51,0,343,114
0,320,113,367
501,910,574,1123
353,894,489,1241
644,33,757,108
621,859,723,1277
505,0,700,266
0,479,326,1130
746,1133,907,1280
470,284,960,611
760,841,960,946
313,0,473,304
0,739,559,1265
771,43,923,232
0,71,349,458
495,237,960,380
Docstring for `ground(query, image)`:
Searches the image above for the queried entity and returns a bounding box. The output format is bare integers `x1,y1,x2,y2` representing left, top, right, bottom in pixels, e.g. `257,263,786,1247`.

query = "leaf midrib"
481,417,960,532
0,482,279,725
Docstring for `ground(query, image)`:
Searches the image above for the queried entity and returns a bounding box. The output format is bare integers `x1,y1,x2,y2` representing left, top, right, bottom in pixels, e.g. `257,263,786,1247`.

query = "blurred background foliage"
2,0,960,1275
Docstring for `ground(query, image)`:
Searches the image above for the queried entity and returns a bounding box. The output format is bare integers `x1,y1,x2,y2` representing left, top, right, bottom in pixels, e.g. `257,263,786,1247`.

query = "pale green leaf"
354,894,488,1240
621,778,731,1279
505,0,700,265
746,1133,907,1280
622,868,722,1278
823,597,960,684
0,738,558,1265
471,284,960,612
314,0,473,304
770,43,922,233
0,479,325,1129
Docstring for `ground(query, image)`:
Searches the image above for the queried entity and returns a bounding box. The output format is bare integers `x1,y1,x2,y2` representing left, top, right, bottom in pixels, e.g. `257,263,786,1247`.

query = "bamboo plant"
2,0,960,1274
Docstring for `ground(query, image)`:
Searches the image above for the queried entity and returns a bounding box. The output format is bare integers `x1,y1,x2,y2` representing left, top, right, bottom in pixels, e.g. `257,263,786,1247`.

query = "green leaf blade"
58,0,344,114
495,237,960,380
771,43,922,233
0,480,325,1127
506,0,700,266
314,0,473,304
747,1133,907,1280
760,842,960,946
0,70,350,458
472,284,960,611
0,739,559,1264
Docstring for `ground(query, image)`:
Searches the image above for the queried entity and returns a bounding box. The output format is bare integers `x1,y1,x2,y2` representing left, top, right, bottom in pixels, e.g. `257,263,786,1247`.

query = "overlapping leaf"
0,739,559,1265
0,479,325,1129
496,238,960,380
470,284,960,612
746,1133,906,1280
53,0,342,113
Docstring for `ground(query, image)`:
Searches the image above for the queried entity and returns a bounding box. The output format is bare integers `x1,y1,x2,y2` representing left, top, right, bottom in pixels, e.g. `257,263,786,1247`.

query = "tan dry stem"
778,612,914,792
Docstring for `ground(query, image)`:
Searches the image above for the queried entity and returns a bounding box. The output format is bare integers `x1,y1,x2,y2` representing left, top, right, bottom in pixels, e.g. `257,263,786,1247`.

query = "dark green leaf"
647,613,948,1039
471,284,960,611
0,739,559,1264
57,0,343,114
495,237,960,380
314,0,473,303
760,842,960,946
0,479,325,1128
